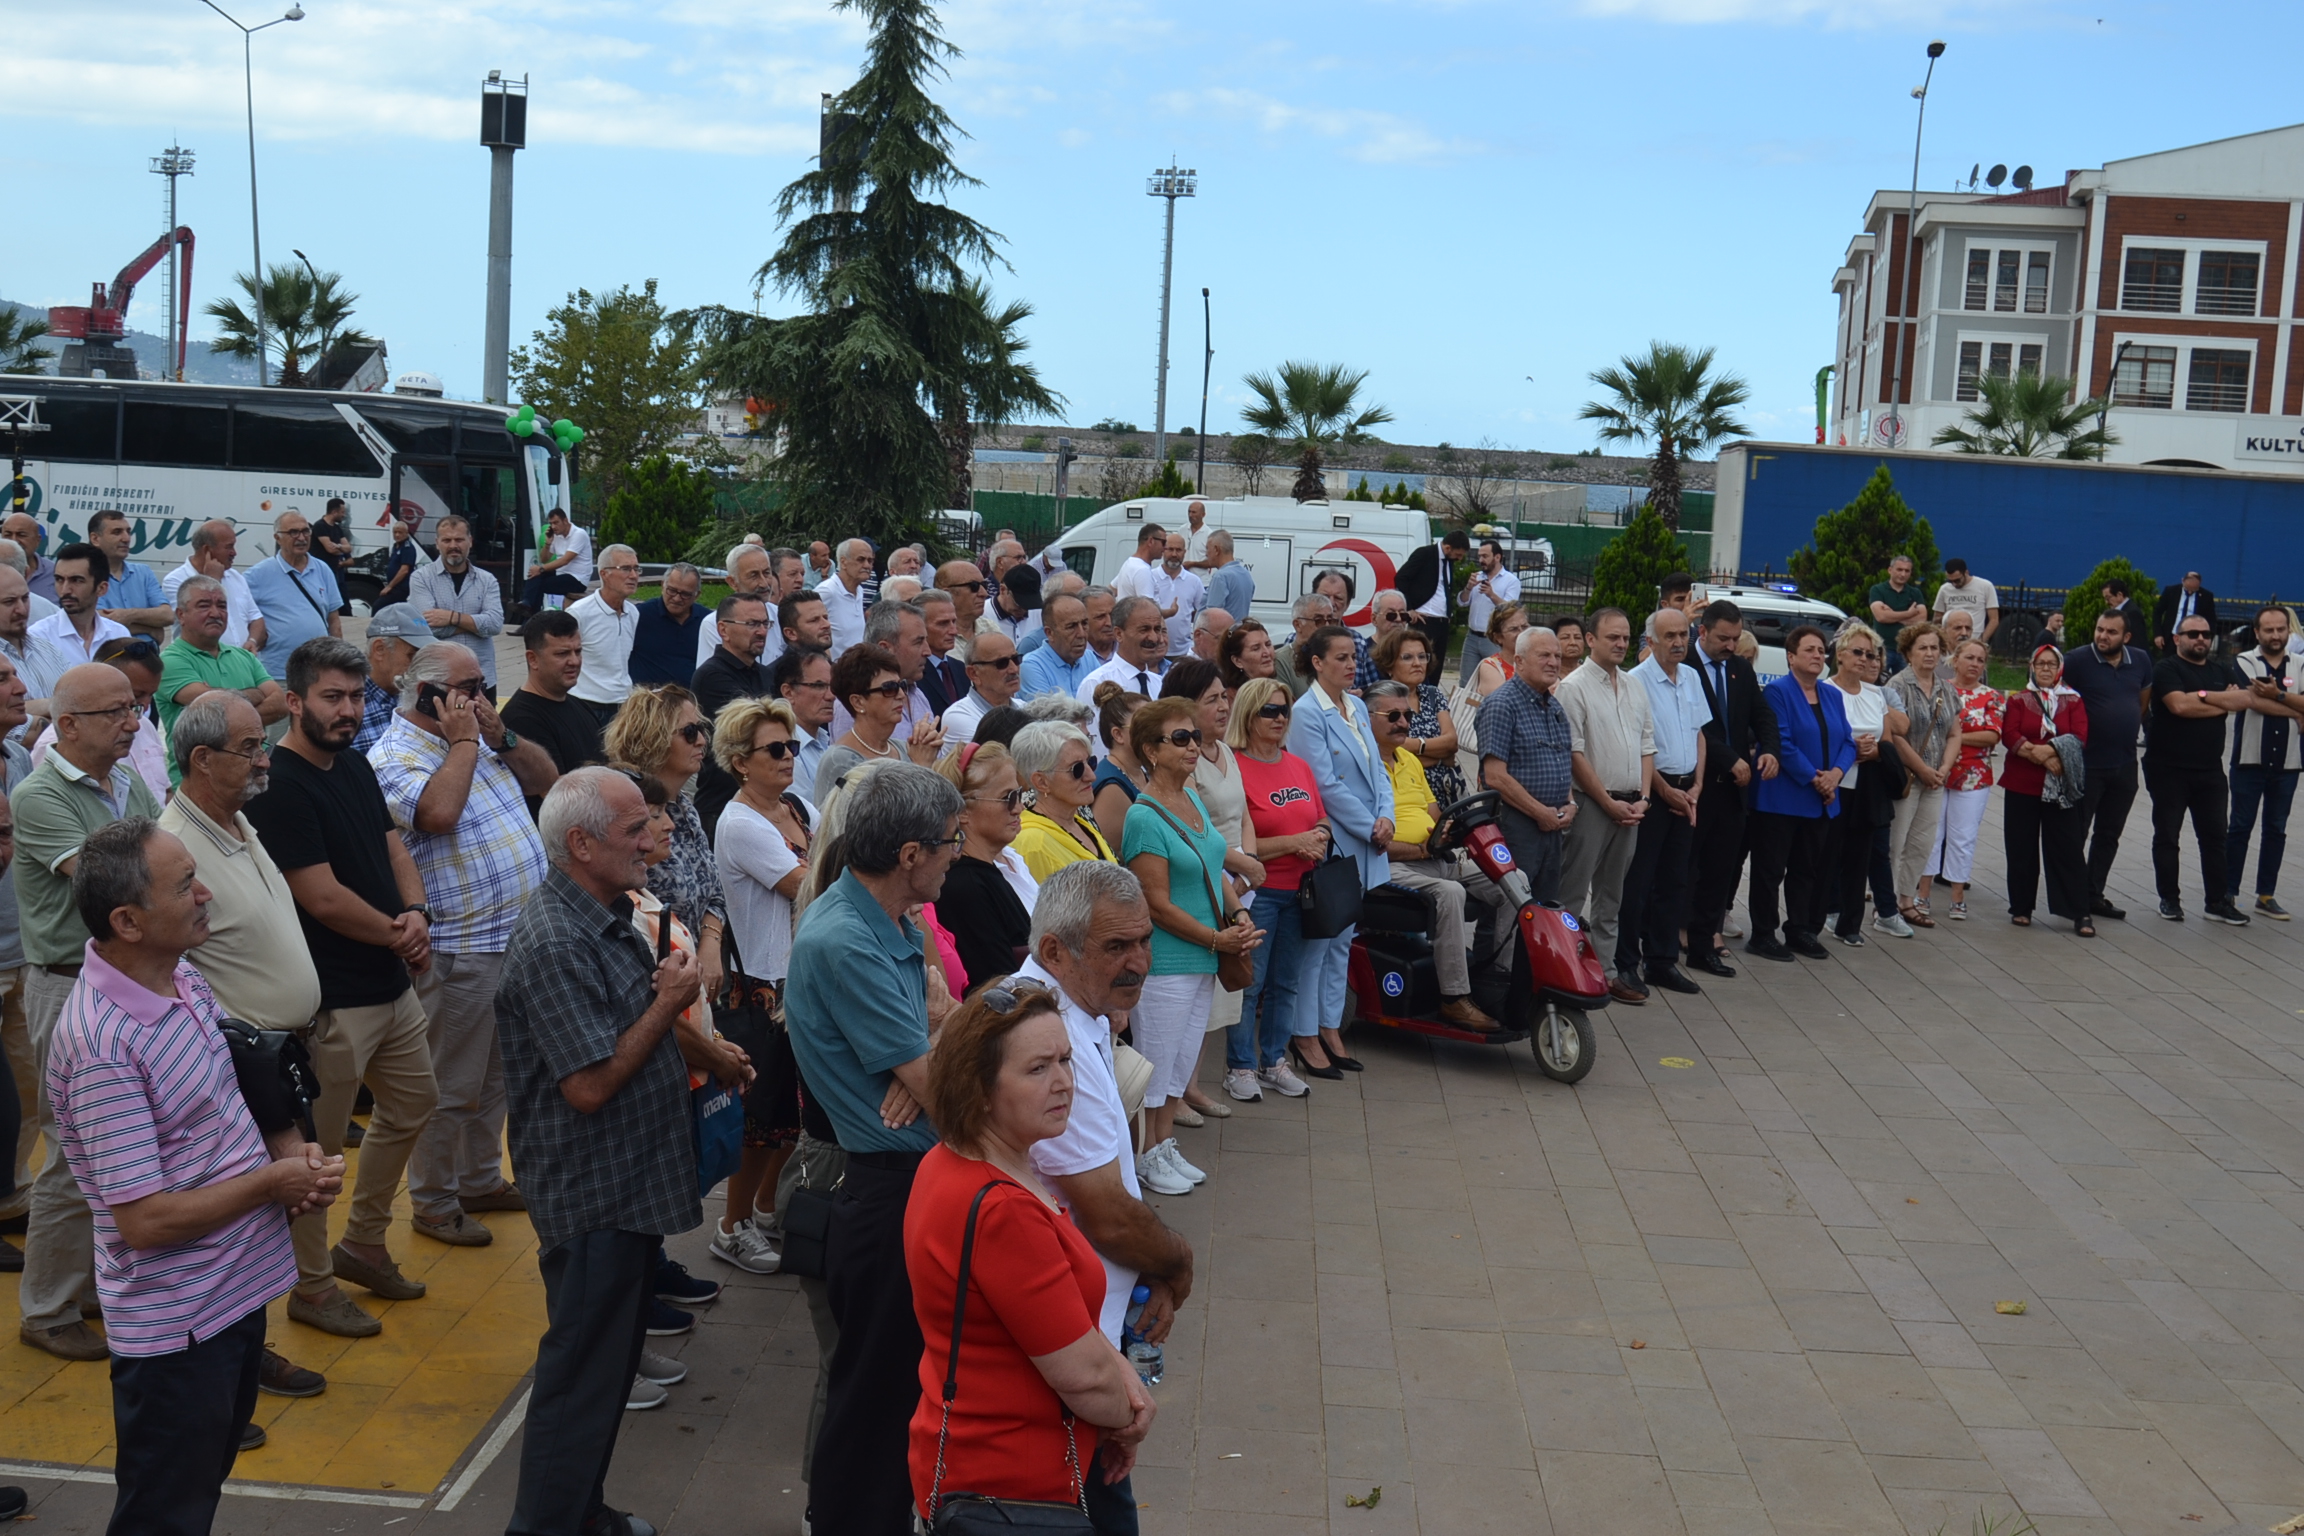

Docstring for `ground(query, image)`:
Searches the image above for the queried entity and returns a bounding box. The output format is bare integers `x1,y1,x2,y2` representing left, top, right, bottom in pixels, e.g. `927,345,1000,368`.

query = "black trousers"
2079,761,2140,901
1615,797,1696,973
1688,775,1750,953
812,1152,925,1536
2004,793,2089,921
509,1227,655,1536
1822,789,1897,937
1747,811,1830,941
522,570,590,612
108,1305,267,1536
1086,1467,1139,1535
1416,615,1455,672
2147,763,2230,905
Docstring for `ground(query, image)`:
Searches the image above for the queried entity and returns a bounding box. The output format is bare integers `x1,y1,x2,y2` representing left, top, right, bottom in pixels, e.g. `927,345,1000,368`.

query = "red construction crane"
48,227,196,379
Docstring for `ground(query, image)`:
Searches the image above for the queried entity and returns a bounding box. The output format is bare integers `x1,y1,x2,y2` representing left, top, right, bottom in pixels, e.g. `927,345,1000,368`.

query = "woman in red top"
1222,676,1332,1104
906,984,1153,1525
2000,644,2094,935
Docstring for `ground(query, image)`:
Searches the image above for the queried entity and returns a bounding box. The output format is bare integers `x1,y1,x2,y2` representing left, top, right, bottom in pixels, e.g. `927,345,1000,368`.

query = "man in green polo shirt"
1867,553,1929,675
12,663,162,1361
159,574,286,781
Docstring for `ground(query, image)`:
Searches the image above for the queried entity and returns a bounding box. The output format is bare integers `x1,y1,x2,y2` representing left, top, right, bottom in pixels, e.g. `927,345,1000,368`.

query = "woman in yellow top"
1008,719,1115,881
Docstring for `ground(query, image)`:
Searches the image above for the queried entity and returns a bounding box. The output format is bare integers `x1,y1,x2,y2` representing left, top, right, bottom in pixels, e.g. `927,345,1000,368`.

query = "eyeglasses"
979,975,1052,1014
675,721,711,745
1844,647,1879,660
722,617,768,631
787,678,834,693
603,562,641,575
1163,728,1204,748
971,654,1022,671
66,702,139,721
1376,708,1414,724
206,742,270,764
970,788,1026,812
431,677,485,700
915,829,970,854
743,739,798,760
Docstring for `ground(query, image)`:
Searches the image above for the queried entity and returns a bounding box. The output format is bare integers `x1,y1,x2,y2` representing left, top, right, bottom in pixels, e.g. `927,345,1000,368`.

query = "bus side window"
36,397,121,462
231,401,377,477
123,400,229,468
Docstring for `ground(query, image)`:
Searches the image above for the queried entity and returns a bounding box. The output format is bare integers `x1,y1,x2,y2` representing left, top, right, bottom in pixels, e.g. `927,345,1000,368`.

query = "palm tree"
1577,342,1751,530
1932,372,2116,460
930,276,1062,511
205,263,376,387
1239,361,1394,502
0,309,52,375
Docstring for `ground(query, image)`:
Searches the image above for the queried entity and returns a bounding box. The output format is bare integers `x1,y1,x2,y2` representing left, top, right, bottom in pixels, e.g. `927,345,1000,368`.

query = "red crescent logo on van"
1317,538,1396,626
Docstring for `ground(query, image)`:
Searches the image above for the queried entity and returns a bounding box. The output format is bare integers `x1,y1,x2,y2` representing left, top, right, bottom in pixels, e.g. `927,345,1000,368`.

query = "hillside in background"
2,300,257,385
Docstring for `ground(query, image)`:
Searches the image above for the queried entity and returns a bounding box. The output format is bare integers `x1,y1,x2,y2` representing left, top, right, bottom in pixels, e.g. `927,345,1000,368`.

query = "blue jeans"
2226,763,2300,898
1302,929,1355,1040
1229,886,1305,1070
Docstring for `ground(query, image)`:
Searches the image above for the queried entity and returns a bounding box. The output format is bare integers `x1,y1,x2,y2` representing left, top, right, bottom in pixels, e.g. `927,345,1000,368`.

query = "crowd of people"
0,496,2296,1536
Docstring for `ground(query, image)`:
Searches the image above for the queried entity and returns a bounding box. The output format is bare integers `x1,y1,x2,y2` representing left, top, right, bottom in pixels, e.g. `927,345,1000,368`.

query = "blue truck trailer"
1713,442,2304,604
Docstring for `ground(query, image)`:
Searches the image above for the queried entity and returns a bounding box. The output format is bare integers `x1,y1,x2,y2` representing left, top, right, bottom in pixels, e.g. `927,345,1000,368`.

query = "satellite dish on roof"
1968,162,1980,190
2012,165,2034,190
1986,164,2008,189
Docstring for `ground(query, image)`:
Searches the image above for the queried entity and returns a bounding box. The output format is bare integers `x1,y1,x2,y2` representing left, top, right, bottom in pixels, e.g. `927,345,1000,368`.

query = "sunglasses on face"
970,787,1026,812
1054,757,1092,781
1256,701,1291,719
972,654,1021,671
675,722,711,745
1845,647,1879,660
2179,627,2211,639
744,738,799,760
1163,728,1204,748
1376,708,1414,724
947,579,988,594
860,679,907,699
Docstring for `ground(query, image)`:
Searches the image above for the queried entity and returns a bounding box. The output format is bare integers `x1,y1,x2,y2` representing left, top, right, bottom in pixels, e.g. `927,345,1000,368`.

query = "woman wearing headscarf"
2001,644,2094,935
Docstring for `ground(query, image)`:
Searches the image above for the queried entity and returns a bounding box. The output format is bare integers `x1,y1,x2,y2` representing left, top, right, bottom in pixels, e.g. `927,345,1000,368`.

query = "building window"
2122,248,2185,311
1994,251,2021,312
2186,349,2250,412
2113,345,2177,408
2018,343,2043,378
1957,341,1982,400
2196,251,2260,316
1987,342,2015,380
1965,251,1989,311
2024,252,2051,314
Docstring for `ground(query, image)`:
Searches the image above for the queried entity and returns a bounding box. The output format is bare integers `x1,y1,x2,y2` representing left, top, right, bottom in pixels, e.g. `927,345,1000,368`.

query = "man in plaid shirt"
1476,625,1576,902
369,643,558,1247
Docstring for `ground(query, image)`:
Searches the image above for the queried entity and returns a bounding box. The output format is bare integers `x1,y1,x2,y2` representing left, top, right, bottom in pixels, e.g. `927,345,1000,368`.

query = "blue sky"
7,0,2292,453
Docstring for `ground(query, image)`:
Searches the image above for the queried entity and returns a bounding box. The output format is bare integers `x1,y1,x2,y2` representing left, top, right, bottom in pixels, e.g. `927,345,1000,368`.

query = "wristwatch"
401,903,432,921
493,727,522,756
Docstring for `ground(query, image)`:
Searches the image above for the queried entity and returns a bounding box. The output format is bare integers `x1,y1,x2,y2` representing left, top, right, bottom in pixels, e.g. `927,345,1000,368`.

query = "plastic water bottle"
1121,1283,1163,1384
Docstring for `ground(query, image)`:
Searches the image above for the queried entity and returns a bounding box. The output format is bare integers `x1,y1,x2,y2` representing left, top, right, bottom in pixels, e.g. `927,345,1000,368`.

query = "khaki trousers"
20,964,96,1331
0,968,31,1218
292,987,438,1291
407,951,510,1220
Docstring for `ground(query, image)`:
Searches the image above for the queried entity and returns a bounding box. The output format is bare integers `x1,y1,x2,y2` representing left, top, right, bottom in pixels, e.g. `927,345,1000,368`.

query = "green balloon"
511,417,535,436
551,418,574,436
563,425,586,446
516,404,536,423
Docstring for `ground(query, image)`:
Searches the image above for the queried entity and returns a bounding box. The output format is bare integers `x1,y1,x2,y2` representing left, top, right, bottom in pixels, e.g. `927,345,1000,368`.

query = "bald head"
53,662,138,777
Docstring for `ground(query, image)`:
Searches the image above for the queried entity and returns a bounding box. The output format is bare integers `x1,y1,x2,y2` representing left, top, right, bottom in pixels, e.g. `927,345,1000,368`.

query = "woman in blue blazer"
1285,625,1394,1076
1747,625,1858,961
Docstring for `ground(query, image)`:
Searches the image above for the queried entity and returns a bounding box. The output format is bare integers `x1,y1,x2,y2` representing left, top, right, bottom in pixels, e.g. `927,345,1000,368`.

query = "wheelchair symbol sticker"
1491,845,1513,867
1560,912,1582,932
1381,971,1406,998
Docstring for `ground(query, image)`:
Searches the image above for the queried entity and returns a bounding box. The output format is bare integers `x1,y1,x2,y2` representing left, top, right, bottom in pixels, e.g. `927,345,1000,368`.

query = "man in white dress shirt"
939,630,1022,745
161,521,268,655
1456,538,1523,685
1154,532,1205,658
567,543,643,722
1075,596,1173,709
817,538,874,658
28,543,129,666
0,567,71,725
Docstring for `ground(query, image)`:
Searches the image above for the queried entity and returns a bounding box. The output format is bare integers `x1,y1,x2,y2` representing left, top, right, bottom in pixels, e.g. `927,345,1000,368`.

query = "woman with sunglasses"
931,743,1041,992
1374,624,1463,806
1223,677,1328,1103
1215,619,1278,692
607,683,727,995
2001,644,2093,935
1286,625,1393,1077
813,642,917,808
709,697,820,1275
1122,697,1262,1195
1089,683,1151,850
29,636,172,803
1822,622,1910,945
1010,721,1114,879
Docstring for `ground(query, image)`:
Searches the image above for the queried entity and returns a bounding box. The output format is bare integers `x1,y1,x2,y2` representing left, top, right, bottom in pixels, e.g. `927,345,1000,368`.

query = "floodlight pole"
1197,287,1212,494
1887,39,1946,447
1147,163,1197,465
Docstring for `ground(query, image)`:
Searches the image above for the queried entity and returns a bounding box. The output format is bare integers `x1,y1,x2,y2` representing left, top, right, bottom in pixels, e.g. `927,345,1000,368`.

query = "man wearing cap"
354,606,434,754
157,576,286,781
981,564,1044,648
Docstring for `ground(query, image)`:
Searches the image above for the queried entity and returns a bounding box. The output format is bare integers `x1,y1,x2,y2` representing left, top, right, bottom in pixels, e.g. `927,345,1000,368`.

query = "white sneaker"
1161,1138,1208,1186
1258,1061,1310,1098
626,1375,668,1411
637,1349,687,1385
710,1217,782,1275
1223,1068,1264,1103
1136,1147,1192,1196
1872,912,1916,939
1722,920,1745,940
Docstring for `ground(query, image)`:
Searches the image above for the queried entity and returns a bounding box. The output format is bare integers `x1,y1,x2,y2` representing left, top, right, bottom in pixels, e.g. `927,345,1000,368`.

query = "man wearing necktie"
1685,600,1782,976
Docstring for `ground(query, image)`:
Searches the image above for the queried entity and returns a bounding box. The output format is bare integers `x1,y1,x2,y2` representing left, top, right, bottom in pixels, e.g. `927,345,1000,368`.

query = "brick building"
1830,123,2304,475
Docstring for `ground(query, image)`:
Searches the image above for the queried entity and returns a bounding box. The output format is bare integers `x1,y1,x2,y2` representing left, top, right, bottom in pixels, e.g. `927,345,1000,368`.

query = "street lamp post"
1197,287,1212,494
292,247,328,371
1886,39,1946,448
199,0,304,389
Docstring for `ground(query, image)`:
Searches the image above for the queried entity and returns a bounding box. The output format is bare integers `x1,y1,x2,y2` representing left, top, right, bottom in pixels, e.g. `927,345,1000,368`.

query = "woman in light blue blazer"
1286,624,1395,1076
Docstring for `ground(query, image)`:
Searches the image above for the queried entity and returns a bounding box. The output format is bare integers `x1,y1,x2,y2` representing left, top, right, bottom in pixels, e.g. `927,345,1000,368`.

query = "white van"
1697,583,1848,680
1057,495,1435,628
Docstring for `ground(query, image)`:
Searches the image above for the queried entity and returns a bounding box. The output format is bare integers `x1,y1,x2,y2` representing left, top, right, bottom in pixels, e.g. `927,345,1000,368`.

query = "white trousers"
1928,787,1991,884
1135,973,1216,1107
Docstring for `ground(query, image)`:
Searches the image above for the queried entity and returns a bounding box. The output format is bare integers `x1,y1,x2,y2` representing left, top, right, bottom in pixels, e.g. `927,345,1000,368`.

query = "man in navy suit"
1685,599,1782,976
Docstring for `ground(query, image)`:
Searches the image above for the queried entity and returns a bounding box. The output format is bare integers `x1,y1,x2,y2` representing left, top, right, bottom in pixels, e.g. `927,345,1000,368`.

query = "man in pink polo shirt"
46,817,341,1534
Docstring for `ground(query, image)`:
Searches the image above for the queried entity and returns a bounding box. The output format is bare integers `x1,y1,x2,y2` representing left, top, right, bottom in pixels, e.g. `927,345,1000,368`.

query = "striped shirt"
367,713,549,952
46,947,296,1356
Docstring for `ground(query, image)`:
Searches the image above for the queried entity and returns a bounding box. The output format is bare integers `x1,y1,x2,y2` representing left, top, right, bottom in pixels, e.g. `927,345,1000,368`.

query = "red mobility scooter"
1345,790,1611,1083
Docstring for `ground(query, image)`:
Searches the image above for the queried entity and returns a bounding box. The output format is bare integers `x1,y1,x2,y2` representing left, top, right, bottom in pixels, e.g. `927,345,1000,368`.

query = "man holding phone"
1457,539,1522,686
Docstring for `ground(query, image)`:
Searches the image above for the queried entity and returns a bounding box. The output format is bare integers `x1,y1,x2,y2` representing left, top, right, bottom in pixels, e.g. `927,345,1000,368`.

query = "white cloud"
1157,87,1478,166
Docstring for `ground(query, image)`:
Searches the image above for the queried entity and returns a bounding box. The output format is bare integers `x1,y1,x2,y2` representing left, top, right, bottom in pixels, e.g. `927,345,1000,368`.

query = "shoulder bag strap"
1138,792,1232,927
278,560,335,626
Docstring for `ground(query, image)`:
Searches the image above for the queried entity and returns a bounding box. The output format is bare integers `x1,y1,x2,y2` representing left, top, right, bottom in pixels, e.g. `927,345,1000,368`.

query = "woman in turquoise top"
1121,696,1262,1197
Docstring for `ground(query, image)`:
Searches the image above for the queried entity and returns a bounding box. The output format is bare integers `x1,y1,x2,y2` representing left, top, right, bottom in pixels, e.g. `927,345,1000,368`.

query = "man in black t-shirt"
2063,612,2152,918
2144,616,2256,923
692,594,775,836
242,637,444,1332
499,610,606,817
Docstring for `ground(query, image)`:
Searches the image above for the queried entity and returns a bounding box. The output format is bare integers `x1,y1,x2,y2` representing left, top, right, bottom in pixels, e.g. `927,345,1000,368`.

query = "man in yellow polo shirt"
1368,681,1502,1030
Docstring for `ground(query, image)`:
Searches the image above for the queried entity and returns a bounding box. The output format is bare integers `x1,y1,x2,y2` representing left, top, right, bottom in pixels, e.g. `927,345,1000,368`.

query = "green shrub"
601,454,719,563
1143,459,1195,498
1019,433,1045,451
1590,506,1693,631
1786,464,1942,615
1115,439,1146,459
2064,557,2156,648
1381,450,1414,471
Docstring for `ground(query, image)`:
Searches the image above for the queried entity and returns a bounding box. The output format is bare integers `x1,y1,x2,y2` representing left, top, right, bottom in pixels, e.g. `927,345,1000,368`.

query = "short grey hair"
1011,720,1092,786
959,629,1013,664
1292,594,1328,621
915,586,955,610
727,543,771,576
1206,530,1233,558
840,761,963,876
880,575,924,603
664,561,702,586
1646,605,1692,642
173,573,225,614
397,641,463,708
1081,584,1116,604
1023,692,1093,728
74,816,161,943
1195,607,1232,635
864,599,924,646
538,766,633,871
837,537,873,562
1044,571,1087,600
1515,625,1557,657
1111,595,1158,631
1366,680,1411,705
170,689,245,778
0,541,28,573
600,542,638,568
1028,861,1146,958
987,538,1024,565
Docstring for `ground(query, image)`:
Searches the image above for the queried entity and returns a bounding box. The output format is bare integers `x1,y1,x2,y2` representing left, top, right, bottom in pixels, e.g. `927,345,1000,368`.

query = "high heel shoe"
1322,1035,1365,1071
1289,1040,1344,1081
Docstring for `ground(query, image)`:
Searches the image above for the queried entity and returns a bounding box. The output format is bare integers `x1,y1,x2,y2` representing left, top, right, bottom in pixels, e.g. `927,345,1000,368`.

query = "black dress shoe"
0,1486,25,1520
1786,932,1831,960
1690,950,1738,979
2091,896,2126,920
1645,966,1702,995
1745,935,1796,962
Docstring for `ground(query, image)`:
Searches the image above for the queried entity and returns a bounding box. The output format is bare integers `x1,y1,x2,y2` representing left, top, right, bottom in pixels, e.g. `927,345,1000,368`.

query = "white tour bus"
0,376,557,607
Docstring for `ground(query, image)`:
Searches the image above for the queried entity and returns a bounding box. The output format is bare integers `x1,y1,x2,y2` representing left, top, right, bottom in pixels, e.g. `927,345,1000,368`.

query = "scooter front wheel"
1532,1005,1597,1084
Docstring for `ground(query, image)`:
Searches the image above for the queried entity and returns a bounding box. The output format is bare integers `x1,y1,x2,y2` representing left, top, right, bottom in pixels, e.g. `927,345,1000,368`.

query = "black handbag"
1297,847,1366,940
216,1017,321,1137
778,1181,842,1280
925,1180,1094,1533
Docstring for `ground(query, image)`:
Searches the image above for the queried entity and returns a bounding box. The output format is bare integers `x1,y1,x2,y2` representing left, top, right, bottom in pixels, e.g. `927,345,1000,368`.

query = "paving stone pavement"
9,795,2304,1534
